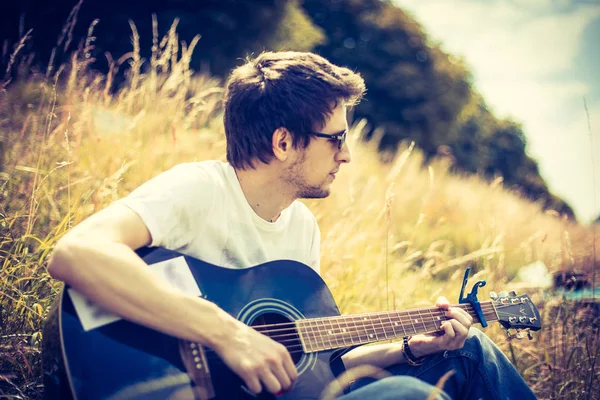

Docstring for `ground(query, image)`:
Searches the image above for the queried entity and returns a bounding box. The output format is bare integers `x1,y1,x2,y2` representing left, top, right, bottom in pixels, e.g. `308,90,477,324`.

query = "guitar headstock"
490,291,542,332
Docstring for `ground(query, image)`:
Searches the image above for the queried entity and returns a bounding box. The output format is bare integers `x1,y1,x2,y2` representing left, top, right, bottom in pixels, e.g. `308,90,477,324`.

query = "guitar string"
246,303,518,334
253,311,500,339
201,310,499,359
202,325,533,358
249,315,501,351
255,312,501,347
245,302,529,332
202,318,527,359
197,303,532,359
253,309,500,336
198,303,525,346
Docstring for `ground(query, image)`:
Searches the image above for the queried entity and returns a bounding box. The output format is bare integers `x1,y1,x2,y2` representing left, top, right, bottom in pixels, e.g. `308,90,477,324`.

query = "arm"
342,297,473,370
49,204,226,344
48,204,296,395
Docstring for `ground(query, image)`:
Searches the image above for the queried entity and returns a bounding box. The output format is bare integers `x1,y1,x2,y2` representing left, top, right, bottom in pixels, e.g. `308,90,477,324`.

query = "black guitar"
43,247,541,399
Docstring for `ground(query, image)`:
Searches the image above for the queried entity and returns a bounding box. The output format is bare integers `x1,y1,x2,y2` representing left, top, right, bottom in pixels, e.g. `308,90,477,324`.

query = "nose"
336,140,352,164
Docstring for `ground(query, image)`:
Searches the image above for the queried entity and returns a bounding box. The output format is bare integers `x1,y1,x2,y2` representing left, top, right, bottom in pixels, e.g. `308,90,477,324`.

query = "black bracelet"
402,336,426,367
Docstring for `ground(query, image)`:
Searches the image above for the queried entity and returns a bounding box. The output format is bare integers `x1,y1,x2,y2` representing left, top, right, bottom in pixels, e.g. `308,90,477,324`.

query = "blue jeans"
339,329,537,400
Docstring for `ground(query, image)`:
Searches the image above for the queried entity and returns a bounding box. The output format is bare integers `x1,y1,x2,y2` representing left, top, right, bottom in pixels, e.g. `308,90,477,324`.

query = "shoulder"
119,160,231,207
288,201,319,228
141,160,230,190
167,160,224,180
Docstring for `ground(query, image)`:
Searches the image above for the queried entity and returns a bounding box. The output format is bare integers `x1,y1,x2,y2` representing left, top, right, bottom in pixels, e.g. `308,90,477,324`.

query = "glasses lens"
338,132,346,150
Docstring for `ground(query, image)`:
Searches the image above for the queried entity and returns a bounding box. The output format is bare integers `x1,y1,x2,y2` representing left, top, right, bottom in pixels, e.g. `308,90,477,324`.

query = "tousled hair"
223,51,365,169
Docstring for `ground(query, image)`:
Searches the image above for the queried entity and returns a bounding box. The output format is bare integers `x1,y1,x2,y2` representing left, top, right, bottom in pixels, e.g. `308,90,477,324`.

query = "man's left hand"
408,296,473,358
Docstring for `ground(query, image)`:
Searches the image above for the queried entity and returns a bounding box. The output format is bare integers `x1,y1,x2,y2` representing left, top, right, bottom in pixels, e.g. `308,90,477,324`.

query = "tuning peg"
506,329,518,341
509,290,517,297
505,329,527,341
489,291,498,299
498,291,509,298
527,330,534,340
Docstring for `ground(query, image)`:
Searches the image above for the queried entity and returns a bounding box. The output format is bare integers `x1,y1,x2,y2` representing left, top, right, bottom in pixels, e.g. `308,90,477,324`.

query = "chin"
298,186,330,199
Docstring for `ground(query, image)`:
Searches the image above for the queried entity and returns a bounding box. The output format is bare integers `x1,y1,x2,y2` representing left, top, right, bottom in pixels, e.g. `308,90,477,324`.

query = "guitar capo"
458,267,488,327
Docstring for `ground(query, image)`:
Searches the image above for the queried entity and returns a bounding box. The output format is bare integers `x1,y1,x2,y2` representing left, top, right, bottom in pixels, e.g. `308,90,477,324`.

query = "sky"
395,0,600,223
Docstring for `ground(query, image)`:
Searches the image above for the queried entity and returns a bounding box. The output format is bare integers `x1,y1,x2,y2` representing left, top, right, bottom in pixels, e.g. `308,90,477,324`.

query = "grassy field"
1,25,599,399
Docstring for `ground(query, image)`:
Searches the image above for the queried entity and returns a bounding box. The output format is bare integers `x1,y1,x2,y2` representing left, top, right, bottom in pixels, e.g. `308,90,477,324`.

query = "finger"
269,362,292,392
260,370,282,394
436,296,450,309
441,320,456,338
452,306,474,322
243,374,262,395
281,352,298,388
447,318,469,338
446,307,473,328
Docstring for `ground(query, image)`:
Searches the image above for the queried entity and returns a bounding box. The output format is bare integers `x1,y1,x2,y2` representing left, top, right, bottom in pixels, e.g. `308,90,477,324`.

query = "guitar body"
54,247,347,400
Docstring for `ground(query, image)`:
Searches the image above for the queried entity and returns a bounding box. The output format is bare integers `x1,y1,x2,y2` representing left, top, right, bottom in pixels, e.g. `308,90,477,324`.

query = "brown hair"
223,51,365,169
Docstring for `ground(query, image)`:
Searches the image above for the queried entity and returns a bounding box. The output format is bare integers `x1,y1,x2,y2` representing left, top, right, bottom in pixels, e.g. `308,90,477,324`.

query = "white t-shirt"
116,161,321,273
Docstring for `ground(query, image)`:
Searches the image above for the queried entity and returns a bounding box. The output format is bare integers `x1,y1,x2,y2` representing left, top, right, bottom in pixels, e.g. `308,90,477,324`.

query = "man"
48,51,536,399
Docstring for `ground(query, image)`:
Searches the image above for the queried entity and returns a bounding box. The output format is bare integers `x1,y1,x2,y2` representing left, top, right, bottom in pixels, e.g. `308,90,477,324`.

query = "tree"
1,0,323,77
302,0,472,155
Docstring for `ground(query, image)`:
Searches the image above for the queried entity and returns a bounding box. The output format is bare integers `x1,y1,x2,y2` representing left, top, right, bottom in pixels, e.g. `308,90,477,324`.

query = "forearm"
341,336,437,370
48,239,232,349
342,343,405,370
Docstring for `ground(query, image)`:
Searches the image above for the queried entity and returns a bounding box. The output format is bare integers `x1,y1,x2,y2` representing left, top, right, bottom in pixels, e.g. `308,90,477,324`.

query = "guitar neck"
296,301,498,353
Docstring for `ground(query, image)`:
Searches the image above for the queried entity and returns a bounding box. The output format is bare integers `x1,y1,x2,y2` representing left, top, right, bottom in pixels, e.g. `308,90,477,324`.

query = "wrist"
402,336,426,366
406,335,430,358
184,295,237,350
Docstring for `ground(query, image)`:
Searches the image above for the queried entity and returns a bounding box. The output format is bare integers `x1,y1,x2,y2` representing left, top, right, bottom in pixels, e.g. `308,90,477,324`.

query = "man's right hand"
212,317,298,395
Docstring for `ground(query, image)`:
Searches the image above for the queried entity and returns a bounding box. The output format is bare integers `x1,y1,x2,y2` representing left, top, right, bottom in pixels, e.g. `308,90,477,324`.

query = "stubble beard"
282,154,330,200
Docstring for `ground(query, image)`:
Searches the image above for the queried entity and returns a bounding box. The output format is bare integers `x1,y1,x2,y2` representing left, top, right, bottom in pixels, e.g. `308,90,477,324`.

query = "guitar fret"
367,315,379,341
351,316,364,344
334,317,349,347
316,318,331,350
393,311,407,337
406,311,418,335
341,316,356,345
296,321,308,352
327,318,341,349
356,315,368,342
429,309,439,331
378,315,390,340
418,309,428,333
388,314,398,338
304,320,317,352
324,318,335,350
309,319,324,351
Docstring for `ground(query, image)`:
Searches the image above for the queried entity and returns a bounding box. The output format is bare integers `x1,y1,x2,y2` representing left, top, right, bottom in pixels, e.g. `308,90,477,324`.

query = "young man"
48,51,536,399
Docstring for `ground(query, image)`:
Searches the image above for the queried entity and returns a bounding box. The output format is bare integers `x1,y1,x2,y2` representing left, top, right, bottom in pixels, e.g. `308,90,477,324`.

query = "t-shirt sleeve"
115,163,217,250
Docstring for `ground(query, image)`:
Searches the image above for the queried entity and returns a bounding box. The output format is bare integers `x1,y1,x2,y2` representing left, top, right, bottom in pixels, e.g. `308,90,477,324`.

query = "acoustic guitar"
42,246,541,399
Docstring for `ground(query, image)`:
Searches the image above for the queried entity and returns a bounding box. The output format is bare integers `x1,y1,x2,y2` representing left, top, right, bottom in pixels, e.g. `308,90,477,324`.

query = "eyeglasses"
307,130,347,151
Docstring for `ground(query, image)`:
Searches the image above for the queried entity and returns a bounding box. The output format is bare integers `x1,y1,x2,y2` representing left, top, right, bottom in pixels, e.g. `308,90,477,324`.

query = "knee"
374,376,451,400
462,328,503,360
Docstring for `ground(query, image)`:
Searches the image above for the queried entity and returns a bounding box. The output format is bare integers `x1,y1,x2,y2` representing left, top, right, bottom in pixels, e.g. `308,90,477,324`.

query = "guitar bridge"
178,340,216,400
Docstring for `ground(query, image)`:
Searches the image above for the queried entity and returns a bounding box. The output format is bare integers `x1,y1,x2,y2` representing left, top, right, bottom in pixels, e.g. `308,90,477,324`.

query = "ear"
272,127,293,162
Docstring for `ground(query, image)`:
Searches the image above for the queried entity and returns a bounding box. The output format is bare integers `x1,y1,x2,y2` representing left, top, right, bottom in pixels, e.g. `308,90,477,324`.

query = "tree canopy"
0,0,575,218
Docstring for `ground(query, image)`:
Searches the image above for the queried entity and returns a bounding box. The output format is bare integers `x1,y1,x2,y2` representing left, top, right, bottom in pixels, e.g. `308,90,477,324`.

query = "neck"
293,302,498,353
235,164,296,223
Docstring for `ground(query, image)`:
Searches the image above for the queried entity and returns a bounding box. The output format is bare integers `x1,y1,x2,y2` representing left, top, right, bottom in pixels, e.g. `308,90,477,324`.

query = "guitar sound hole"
250,313,303,365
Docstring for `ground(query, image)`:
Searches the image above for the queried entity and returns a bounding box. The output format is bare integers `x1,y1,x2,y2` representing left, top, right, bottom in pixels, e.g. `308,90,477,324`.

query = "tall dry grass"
1,20,598,399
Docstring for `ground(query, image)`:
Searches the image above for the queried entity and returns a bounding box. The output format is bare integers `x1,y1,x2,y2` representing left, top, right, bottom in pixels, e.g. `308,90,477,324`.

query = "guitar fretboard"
296,301,498,353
